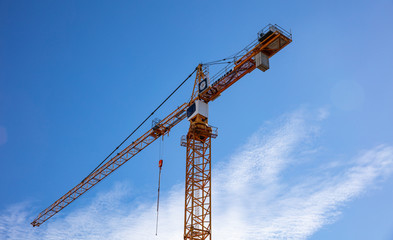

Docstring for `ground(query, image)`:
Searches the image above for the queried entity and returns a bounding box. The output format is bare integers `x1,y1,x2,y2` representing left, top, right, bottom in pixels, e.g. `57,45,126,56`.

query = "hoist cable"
156,165,162,235
156,136,164,235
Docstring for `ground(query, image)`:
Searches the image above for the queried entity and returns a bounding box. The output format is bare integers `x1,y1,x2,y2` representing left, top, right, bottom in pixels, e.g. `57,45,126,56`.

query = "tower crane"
31,24,292,240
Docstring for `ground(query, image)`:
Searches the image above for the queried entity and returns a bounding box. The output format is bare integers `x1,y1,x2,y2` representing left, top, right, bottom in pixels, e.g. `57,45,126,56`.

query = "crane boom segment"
31,24,292,229
31,103,188,227
200,27,291,102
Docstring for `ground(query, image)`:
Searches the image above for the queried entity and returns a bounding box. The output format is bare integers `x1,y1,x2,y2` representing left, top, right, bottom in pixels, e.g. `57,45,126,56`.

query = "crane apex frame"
31,24,292,240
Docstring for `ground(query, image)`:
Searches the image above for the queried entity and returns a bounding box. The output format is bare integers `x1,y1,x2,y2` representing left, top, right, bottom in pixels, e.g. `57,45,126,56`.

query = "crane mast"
181,65,216,240
31,24,292,240
183,115,214,240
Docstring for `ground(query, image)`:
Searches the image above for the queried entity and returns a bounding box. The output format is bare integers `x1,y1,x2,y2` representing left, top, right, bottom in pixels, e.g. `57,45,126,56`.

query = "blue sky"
1,0,393,239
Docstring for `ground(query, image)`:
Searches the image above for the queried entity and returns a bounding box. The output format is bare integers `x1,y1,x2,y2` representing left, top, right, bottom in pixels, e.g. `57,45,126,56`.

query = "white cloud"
1,108,393,240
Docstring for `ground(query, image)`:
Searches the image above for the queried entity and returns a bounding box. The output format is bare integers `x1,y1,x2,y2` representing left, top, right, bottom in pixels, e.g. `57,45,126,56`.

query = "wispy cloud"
1,108,393,240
